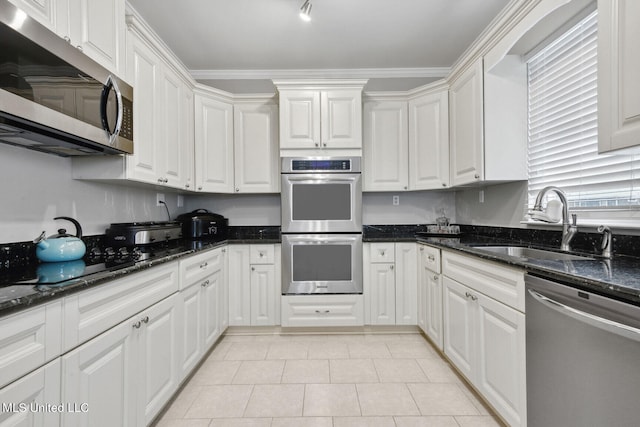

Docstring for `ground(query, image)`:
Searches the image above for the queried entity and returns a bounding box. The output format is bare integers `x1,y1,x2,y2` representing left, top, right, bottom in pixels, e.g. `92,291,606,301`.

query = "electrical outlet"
177,195,184,208
156,193,165,207
392,195,400,206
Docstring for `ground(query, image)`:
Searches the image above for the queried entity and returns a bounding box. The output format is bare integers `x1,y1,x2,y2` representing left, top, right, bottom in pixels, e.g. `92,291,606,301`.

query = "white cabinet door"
368,262,396,325
227,245,251,326
450,59,484,186
8,0,57,32
0,301,61,389
278,90,321,149
321,90,362,149
61,318,136,427
424,271,443,350
202,257,224,349
442,276,474,380
136,295,180,426
250,264,278,326
409,90,450,190
363,100,408,191
476,292,526,427
177,283,202,378
0,359,61,427
234,102,280,193
395,243,417,325
159,69,193,190
126,34,161,184
598,0,640,153
194,93,234,192
65,0,125,74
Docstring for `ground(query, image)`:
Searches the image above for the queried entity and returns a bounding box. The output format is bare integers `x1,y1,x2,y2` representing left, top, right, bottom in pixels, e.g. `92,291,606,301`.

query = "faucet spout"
531,186,578,251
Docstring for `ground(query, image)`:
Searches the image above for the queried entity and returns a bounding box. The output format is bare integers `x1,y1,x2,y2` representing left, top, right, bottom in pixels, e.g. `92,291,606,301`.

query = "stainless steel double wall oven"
281,157,362,295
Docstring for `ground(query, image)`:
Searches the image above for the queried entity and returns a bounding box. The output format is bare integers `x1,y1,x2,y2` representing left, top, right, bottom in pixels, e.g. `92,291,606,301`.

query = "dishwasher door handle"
528,289,640,342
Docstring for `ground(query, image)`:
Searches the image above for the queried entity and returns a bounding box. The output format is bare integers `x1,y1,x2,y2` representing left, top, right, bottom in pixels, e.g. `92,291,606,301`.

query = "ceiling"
127,0,512,92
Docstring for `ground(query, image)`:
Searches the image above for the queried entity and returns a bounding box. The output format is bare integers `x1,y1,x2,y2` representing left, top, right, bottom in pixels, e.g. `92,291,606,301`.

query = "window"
527,10,640,211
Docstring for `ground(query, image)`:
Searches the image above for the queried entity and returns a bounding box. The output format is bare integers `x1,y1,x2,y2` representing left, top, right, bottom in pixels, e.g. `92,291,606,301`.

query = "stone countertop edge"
0,238,281,317
416,236,640,307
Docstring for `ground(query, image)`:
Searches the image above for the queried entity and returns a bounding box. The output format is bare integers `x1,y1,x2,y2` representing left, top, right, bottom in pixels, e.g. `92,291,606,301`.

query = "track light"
299,0,312,21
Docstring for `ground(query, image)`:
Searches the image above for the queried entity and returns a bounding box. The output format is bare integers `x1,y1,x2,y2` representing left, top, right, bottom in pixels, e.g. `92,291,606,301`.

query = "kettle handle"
54,217,83,239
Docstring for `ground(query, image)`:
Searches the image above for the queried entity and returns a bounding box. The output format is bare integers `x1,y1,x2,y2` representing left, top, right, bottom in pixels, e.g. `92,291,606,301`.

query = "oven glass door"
281,173,362,233
282,234,363,294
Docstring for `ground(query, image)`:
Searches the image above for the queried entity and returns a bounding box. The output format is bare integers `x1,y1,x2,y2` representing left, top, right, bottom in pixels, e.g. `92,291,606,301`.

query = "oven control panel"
282,157,361,173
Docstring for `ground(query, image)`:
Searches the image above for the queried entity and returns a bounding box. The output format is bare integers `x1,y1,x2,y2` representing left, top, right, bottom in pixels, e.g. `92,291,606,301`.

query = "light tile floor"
154,333,505,427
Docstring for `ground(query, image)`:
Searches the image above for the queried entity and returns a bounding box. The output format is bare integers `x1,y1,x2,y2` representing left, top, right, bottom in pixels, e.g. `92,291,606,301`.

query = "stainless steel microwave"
0,0,133,156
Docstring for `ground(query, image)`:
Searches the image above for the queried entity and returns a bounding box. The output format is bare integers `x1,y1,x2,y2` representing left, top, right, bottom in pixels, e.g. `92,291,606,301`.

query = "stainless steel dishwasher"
526,274,640,427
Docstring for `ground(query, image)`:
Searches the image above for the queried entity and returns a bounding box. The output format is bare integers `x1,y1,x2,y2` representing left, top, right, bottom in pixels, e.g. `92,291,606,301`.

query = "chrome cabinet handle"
235,188,239,192
390,265,394,270
528,289,640,341
465,292,477,301
201,279,210,287
132,321,141,329
380,250,385,256
315,310,330,314
64,36,71,43
200,262,208,269
474,174,480,179
428,255,435,261
142,316,149,324
433,275,438,281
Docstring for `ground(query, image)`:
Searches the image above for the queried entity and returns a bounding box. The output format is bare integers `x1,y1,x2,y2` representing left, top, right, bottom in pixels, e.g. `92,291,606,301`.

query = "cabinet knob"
433,275,438,281
142,316,149,324
76,45,83,52
251,267,255,271
201,279,210,287
323,143,327,147
442,183,447,187
157,178,164,183
315,310,330,314
474,174,480,179
420,247,424,252
185,183,190,188
380,251,385,256
198,186,203,190
315,143,319,147
235,188,240,192
259,252,264,257
428,255,435,261
200,262,208,269
390,265,394,270
132,321,141,329
64,36,71,43
404,186,408,190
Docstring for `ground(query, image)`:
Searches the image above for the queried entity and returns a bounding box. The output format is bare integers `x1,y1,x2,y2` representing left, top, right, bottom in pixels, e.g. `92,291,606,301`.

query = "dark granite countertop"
0,236,281,318
415,234,640,307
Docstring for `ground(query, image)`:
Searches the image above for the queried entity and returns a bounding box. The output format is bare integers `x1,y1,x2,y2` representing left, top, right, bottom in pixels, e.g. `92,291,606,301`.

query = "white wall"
0,144,179,242
455,181,528,227
183,194,281,226
363,191,456,225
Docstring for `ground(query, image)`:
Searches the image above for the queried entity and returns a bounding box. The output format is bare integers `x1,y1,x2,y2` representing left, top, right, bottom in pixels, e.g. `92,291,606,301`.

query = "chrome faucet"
531,186,578,252
597,225,613,259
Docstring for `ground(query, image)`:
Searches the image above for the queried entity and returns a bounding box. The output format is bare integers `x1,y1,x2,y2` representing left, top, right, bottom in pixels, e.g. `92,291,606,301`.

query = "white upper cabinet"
363,99,408,191
63,0,125,75
363,84,449,192
234,101,280,193
194,91,234,193
9,0,125,76
598,0,640,153
449,59,484,186
409,88,450,190
275,81,366,153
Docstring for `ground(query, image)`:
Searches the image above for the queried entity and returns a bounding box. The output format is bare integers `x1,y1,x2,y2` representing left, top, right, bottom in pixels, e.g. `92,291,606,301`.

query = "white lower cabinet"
178,246,227,378
228,244,280,326
281,295,364,327
442,251,526,427
0,359,61,427
364,242,417,325
418,244,443,350
61,293,180,427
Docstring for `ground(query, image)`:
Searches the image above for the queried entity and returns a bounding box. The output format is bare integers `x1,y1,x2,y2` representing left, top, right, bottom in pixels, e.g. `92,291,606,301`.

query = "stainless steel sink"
471,245,594,261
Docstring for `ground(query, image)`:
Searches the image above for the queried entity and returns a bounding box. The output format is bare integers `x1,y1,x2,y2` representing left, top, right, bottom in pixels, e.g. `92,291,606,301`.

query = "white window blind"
527,10,640,210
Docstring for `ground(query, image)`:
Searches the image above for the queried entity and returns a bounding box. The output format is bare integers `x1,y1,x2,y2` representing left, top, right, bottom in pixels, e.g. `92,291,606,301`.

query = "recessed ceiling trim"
189,67,450,80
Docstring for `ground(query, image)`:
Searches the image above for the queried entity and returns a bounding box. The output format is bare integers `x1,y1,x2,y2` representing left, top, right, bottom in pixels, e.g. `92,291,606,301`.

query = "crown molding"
190,67,450,81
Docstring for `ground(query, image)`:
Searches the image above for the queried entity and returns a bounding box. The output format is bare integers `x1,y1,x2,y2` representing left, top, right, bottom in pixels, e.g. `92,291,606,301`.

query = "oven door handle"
528,289,640,342
284,176,358,183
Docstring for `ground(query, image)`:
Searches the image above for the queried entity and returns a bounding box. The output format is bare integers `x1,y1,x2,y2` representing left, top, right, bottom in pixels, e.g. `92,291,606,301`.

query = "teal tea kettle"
34,217,86,262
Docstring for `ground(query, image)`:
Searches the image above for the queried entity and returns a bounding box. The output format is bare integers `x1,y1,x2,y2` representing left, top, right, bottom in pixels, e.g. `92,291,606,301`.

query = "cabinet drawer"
369,243,395,263
442,250,524,312
0,301,62,389
281,295,364,327
63,262,179,351
250,244,275,264
180,246,225,289
419,244,441,273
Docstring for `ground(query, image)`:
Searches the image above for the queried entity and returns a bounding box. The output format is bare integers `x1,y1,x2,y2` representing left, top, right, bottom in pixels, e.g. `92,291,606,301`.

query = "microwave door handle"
100,75,124,144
